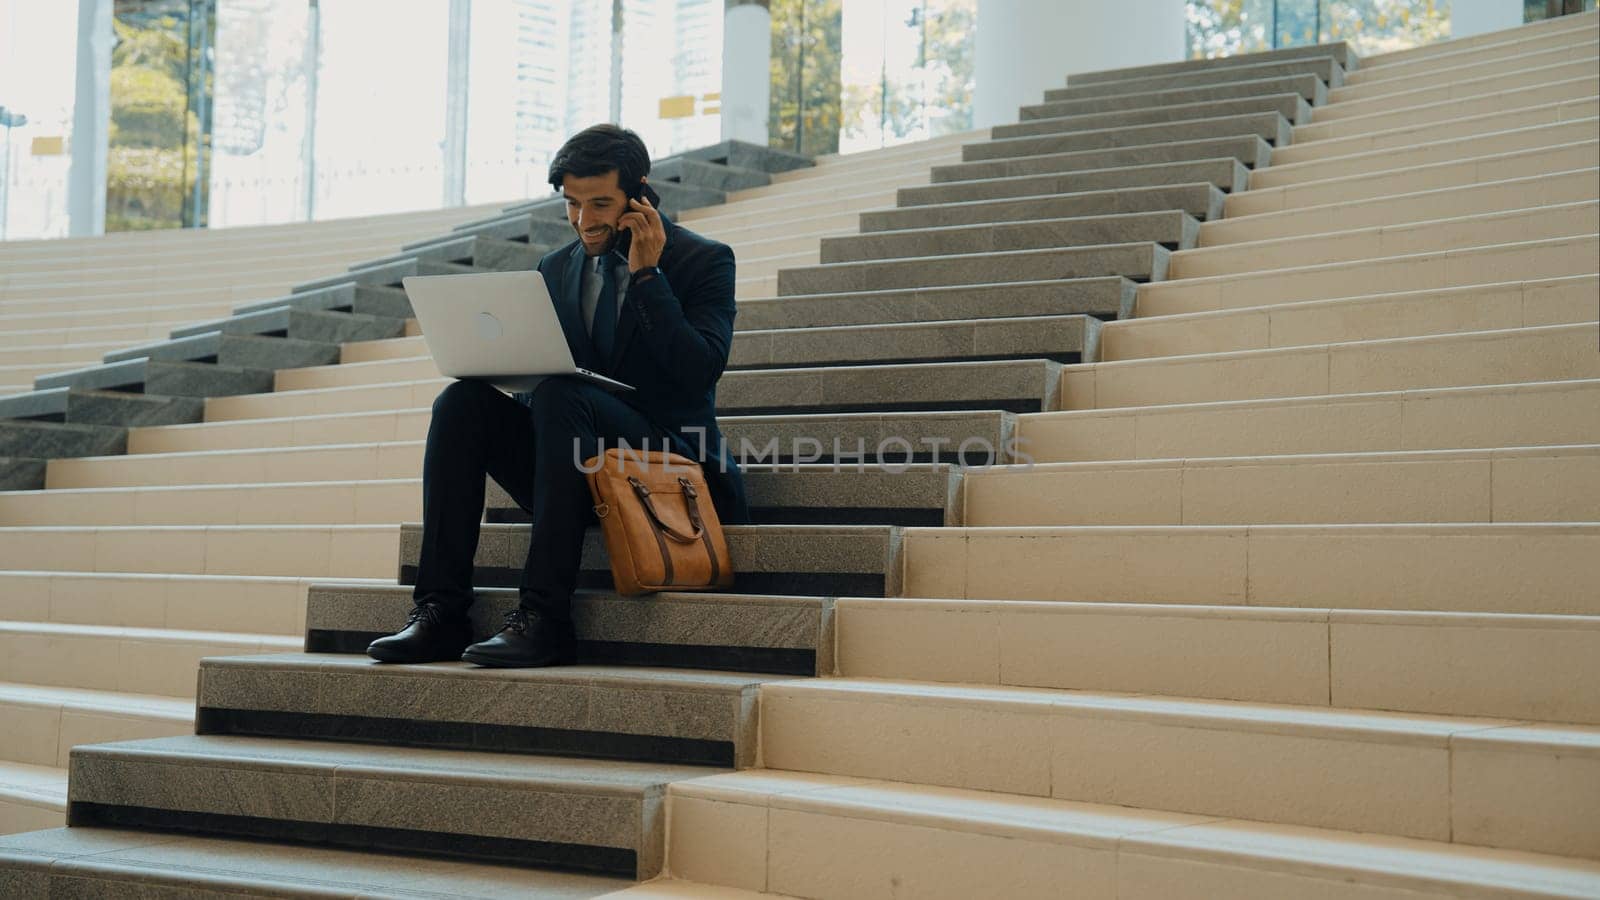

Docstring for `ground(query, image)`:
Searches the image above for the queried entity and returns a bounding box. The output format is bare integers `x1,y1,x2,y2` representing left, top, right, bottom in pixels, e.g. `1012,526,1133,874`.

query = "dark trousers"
412,377,671,622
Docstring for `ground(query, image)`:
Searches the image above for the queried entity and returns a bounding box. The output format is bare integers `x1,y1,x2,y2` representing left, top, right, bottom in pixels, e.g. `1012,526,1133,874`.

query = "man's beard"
578,224,617,255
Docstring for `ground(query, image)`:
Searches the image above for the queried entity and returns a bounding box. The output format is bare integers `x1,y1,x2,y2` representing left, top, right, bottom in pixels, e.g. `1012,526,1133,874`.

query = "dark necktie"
591,256,618,365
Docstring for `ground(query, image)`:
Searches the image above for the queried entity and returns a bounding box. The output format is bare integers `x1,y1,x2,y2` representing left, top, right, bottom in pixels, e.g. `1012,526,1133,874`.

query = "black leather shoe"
460,608,576,668
367,602,474,663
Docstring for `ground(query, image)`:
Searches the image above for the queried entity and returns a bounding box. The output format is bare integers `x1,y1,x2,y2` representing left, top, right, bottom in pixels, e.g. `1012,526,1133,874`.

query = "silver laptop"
402,269,633,393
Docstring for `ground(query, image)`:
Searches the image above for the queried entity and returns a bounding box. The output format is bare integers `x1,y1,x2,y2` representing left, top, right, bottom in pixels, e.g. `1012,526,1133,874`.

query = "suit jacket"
529,212,751,525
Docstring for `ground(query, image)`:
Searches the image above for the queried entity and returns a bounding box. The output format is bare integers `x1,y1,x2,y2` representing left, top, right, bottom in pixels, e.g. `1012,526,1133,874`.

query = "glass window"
1186,1,1453,59
0,1,80,239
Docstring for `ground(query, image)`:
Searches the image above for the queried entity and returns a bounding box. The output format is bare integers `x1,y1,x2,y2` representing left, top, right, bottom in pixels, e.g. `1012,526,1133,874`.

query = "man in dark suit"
368,124,749,668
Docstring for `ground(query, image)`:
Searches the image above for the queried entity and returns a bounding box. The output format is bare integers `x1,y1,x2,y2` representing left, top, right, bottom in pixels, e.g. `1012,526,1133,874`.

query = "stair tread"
0,681,194,718
0,619,302,648
74,733,725,791
674,770,1600,894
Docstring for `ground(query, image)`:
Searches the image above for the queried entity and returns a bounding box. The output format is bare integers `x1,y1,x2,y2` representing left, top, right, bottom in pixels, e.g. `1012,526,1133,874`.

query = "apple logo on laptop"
475,311,503,341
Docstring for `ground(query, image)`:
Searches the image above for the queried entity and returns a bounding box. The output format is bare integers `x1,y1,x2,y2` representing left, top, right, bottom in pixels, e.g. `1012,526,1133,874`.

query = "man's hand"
619,194,666,272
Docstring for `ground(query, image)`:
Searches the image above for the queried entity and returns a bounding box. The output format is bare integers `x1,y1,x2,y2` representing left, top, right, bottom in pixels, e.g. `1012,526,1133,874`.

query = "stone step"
1331,37,1598,103
776,244,1167,295
1354,16,1597,82
1017,378,1600,472
0,827,633,897
0,620,299,698
469,235,544,272
303,584,832,677
960,445,1599,526
194,654,778,770
1229,138,1599,217
0,420,124,461
489,462,959,527
0,457,44,491
0,681,192,770
1315,57,1598,124
1209,168,1599,245
835,598,1600,723
1043,56,1345,103
929,135,1269,186
127,408,1022,462
0,524,399,579
1065,41,1355,87
213,361,1063,422
672,138,814,174
872,183,1224,233
1135,234,1597,317
1253,115,1599,189
756,679,1600,858
1015,76,1323,127
274,317,1095,392
167,304,405,345
1173,200,1598,279
904,522,1600,616
736,278,1134,329
66,733,712,878
653,155,773,192
0,760,64,834
1009,93,1312,140
670,768,1600,899
0,387,203,427
820,211,1198,264
964,112,1290,163
100,332,341,372
1269,95,1598,168
0,460,958,530
0,570,330,635
31,357,275,400
1101,276,1598,360
1291,75,1598,144
1062,323,1600,411
902,158,1247,207
401,522,904,597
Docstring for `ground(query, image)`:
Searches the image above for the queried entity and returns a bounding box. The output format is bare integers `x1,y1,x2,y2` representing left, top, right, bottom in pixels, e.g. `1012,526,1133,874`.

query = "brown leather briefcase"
584,447,734,596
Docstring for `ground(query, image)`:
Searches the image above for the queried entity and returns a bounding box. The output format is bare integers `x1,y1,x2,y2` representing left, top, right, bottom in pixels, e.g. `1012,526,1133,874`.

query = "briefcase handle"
627,475,706,544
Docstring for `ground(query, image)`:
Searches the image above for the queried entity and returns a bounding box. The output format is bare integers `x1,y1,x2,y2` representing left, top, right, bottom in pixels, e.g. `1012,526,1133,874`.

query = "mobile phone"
612,180,660,257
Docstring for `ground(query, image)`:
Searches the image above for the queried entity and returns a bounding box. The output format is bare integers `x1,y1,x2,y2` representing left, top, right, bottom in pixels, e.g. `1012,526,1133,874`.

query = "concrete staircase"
0,10,1596,897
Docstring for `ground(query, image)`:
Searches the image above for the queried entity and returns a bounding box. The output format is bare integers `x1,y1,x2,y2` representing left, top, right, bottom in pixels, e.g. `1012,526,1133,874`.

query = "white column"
720,0,770,145
1450,0,1524,38
68,0,112,236
973,0,1187,131
442,0,471,207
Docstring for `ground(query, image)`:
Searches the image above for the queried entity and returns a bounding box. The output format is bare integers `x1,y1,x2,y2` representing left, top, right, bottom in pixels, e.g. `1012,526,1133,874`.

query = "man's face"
563,170,629,256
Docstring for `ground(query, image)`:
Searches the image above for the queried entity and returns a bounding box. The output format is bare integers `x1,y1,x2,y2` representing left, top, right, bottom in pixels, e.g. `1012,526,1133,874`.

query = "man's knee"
529,377,596,429
432,379,501,421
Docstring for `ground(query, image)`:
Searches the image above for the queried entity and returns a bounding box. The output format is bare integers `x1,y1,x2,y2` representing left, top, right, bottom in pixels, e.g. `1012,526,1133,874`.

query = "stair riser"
1063,325,1600,411
1014,76,1323,126
1268,96,1598,167
1252,117,1599,188
1102,276,1598,360
1351,19,1597,80
903,159,1248,207
1135,235,1598,317
0,628,291,699
736,279,1134,331
1172,202,1597,279
822,212,1196,264
836,600,1600,723
1043,56,1344,102
1065,41,1353,86
1207,168,1600,245
961,449,1600,526
1292,76,1597,143
904,525,1600,615
758,685,1599,856
1228,140,1599,217
0,526,398,579
0,571,307,635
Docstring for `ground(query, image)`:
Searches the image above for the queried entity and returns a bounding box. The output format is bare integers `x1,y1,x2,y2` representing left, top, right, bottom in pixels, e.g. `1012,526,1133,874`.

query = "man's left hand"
619,194,665,271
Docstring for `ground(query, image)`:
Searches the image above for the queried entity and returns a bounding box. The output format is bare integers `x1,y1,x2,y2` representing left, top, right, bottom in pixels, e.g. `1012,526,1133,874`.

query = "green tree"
106,11,211,230
769,0,843,156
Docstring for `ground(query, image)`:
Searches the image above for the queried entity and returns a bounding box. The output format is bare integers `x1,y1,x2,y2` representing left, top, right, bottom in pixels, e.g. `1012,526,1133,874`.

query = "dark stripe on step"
195,707,734,767
68,802,636,877
305,629,817,676
398,567,888,597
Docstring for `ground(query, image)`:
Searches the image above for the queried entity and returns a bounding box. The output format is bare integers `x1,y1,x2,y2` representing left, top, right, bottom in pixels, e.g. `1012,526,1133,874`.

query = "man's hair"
547,124,651,193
